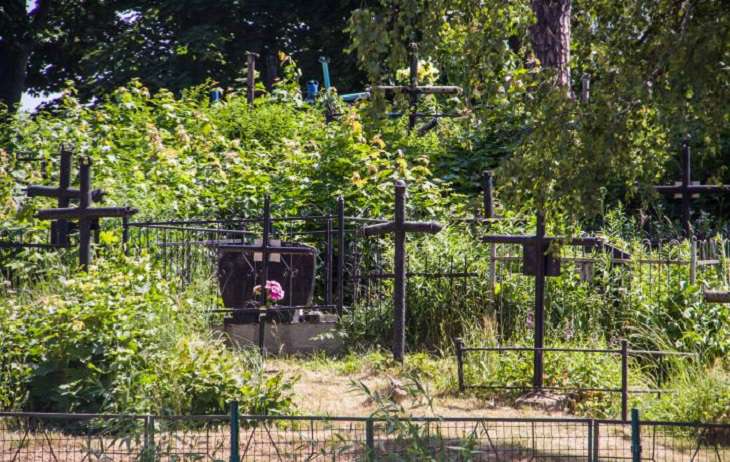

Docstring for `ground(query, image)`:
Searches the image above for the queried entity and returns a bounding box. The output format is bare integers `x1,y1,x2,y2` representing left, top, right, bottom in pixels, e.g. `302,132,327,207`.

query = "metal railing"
1,407,728,461
454,339,699,422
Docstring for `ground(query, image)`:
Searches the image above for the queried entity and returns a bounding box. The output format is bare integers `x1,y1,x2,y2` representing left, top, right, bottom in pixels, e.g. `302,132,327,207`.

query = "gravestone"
218,241,317,323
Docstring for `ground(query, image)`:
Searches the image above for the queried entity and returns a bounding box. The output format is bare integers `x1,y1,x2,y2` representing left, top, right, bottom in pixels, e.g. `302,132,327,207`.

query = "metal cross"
213,195,318,354
481,212,607,389
361,180,443,362
25,148,104,246
654,138,730,237
370,43,462,131
34,157,138,269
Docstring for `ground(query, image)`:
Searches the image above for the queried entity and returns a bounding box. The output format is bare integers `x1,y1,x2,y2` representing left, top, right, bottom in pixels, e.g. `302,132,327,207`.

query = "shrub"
0,254,292,415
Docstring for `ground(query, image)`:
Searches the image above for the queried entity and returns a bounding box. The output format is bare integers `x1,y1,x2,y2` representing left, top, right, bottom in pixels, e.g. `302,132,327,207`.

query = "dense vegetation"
1,0,729,425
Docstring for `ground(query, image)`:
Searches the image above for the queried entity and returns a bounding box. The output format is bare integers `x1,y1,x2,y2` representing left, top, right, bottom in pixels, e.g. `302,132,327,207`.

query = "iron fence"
1,409,728,461
454,339,699,422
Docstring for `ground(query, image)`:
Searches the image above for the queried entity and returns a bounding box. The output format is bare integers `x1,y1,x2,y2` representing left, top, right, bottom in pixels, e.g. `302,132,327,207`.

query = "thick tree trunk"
529,0,572,91
0,42,30,111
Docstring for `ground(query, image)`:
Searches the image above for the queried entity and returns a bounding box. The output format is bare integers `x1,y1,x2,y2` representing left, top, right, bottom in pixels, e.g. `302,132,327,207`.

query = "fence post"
366,418,375,461
142,415,155,461
337,196,345,317
593,420,600,462
587,420,593,462
230,401,240,462
690,237,697,284
631,408,641,462
122,216,129,255
325,217,333,305
621,340,628,422
455,337,465,392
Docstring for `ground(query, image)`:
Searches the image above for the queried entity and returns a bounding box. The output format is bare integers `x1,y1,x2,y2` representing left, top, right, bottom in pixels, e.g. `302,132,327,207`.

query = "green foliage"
348,0,730,222
2,81,461,222
0,255,292,415
641,364,730,424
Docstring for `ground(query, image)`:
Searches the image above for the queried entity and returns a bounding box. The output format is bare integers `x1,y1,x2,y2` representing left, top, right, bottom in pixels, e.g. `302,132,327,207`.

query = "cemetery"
1,1,730,460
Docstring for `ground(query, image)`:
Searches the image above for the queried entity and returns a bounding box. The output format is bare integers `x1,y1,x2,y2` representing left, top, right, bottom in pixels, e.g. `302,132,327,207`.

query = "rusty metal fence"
2,409,728,461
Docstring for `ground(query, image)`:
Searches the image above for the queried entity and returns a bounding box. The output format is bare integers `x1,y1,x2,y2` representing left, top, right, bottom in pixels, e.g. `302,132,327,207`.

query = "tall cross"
481,213,607,389
26,148,105,246
370,43,462,131
361,180,443,362
654,139,730,237
34,158,138,269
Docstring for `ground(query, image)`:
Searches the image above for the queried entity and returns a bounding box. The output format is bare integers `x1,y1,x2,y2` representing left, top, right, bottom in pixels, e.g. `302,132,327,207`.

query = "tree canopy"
0,0,365,109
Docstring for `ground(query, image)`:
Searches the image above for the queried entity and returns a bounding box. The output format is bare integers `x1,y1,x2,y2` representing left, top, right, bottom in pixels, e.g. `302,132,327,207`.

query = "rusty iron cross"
26,148,105,246
481,213,613,389
369,43,462,131
361,180,443,362
654,139,730,237
34,157,137,269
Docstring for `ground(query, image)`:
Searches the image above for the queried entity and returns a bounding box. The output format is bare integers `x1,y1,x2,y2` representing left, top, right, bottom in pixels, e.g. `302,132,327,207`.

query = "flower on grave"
253,280,285,305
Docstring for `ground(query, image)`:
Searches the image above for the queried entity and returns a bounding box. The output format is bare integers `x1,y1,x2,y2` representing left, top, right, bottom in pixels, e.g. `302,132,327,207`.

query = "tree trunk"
0,42,30,111
529,0,572,91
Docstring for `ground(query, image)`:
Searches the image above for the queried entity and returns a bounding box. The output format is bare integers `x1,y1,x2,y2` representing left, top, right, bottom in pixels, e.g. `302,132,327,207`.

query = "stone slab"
221,321,343,355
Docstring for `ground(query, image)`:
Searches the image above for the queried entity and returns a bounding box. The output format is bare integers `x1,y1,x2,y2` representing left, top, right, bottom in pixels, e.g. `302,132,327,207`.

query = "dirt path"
267,358,568,419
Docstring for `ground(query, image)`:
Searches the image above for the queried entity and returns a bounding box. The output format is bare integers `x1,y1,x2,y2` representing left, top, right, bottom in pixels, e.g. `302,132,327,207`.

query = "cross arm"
36,206,138,220
481,235,534,245
361,220,443,236
26,185,105,202
403,221,442,234
215,244,316,255
369,85,462,95
655,184,730,194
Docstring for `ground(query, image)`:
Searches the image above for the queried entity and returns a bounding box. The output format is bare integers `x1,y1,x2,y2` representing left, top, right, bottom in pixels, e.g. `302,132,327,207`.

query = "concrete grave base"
220,322,343,355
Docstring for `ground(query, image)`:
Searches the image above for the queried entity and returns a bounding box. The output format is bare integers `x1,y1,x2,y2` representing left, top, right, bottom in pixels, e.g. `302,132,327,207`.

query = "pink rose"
253,280,285,303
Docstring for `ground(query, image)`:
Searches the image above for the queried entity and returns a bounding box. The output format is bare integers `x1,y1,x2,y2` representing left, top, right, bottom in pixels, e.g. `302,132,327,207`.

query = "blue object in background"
319,57,331,89
341,91,370,103
210,89,222,103
306,80,319,101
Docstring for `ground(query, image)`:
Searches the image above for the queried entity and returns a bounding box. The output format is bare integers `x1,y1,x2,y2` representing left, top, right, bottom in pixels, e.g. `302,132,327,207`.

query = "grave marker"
26,148,105,246
34,157,138,269
481,213,608,389
361,180,443,362
370,43,462,131
654,138,730,237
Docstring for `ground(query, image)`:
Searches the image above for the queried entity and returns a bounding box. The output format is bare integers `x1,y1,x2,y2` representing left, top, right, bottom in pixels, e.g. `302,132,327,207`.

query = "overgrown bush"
0,254,292,415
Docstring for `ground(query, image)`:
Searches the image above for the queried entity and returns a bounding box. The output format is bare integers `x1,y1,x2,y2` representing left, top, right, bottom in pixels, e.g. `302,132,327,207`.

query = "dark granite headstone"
218,242,317,323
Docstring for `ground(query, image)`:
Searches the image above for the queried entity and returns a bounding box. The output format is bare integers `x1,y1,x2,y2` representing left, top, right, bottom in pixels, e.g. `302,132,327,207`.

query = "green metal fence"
1,406,728,461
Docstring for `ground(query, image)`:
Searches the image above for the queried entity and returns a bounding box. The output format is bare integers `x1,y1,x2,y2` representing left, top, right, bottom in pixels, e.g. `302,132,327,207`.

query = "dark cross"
654,138,730,237
26,148,105,246
370,43,462,131
34,158,138,269
361,180,443,362
214,195,318,354
481,212,606,389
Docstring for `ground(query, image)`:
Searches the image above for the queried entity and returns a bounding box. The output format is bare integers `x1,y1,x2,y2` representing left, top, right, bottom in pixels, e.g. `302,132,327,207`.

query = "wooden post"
246,52,258,104
408,43,419,131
